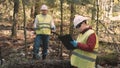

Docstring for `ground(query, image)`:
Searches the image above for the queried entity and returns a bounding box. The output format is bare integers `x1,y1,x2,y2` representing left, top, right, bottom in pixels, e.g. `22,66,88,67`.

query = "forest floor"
0,21,120,68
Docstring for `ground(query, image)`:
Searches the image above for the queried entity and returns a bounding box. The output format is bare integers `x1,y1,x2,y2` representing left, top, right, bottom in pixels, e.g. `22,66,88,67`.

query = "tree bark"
34,0,41,17
59,0,63,59
11,0,19,38
69,3,75,35
69,1,75,59
96,0,99,35
22,0,27,56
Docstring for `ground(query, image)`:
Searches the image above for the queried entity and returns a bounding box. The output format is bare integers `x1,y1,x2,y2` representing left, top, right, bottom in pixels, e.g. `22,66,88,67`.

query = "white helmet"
73,15,88,28
40,4,48,10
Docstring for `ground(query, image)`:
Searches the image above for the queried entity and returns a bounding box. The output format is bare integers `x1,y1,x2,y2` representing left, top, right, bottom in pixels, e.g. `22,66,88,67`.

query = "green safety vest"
35,14,52,35
71,29,99,68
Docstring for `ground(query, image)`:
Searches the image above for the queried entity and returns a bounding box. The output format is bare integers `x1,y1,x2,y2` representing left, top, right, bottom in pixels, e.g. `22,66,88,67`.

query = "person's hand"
70,40,78,47
51,28,56,33
51,30,56,33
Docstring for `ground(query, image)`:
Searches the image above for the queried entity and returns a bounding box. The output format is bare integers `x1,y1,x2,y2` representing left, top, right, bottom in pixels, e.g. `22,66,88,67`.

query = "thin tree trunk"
30,6,35,18
69,2,75,58
0,47,3,65
69,3,75,35
108,0,114,18
11,12,17,37
91,0,96,20
34,0,40,17
60,0,63,59
96,0,99,35
30,0,35,18
22,0,27,56
11,0,19,38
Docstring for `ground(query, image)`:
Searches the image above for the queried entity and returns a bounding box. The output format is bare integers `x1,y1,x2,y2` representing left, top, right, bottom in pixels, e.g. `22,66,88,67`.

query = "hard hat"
40,4,48,10
73,15,88,28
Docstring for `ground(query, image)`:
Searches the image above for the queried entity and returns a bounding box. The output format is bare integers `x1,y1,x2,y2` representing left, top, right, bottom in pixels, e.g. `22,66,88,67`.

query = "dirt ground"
0,27,72,68
0,23,120,68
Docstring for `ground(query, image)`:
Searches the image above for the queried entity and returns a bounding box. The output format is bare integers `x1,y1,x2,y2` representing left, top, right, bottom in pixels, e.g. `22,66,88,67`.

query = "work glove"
70,40,78,47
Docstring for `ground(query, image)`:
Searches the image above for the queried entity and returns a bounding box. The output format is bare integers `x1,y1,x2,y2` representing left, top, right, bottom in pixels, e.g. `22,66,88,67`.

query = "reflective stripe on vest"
72,51,97,62
38,23,51,29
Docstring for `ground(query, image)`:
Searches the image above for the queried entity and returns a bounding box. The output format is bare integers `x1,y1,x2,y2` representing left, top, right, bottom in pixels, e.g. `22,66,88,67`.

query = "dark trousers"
33,34,50,59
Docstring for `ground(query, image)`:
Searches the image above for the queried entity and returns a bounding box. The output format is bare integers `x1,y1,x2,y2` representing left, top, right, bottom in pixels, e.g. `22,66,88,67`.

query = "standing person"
33,4,56,60
70,15,99,68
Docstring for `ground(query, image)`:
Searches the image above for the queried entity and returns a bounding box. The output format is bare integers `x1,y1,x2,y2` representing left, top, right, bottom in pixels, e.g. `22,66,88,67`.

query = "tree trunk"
69,3,75,35
11,0,19,38
34,0,41,17
30,6,35,18
91,0,96,20
108,0,114,18
69,1,75,58
0,47,3,65
22,0,27,56
96,0,99,35
59,0,63,59
11,12,17,37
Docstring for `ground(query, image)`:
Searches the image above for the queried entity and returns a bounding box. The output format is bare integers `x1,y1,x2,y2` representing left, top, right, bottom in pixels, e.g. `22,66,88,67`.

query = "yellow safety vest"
35,14,52,35
71,29,99,68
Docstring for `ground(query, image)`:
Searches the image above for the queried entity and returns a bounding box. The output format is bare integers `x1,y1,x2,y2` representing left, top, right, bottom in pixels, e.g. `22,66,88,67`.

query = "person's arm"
34,17,38,29
50,20,56,31
77,33,96,52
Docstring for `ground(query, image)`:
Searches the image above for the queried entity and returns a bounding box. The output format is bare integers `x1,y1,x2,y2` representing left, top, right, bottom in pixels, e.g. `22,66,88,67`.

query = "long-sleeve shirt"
34,14,56,30
77,27,96,52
